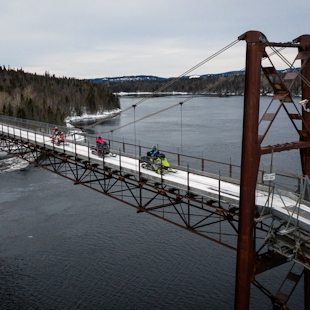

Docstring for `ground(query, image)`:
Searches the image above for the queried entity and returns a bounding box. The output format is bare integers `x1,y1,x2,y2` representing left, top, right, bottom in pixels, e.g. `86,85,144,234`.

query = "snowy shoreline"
65,108,122,126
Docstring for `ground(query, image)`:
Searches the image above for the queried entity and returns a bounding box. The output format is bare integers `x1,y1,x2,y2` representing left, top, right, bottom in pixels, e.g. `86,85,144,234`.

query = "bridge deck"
1,124,310,236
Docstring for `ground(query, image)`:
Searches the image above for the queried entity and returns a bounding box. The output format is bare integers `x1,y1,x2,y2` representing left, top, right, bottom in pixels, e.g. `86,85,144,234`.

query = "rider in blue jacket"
149,146,159,157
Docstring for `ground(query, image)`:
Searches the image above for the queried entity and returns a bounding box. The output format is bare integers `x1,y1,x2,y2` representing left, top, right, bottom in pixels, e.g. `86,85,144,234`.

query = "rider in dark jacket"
149,146,159,157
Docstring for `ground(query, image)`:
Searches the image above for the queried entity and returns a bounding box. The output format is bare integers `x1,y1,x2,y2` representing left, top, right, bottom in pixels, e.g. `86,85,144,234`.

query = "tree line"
0,66,120,125
104,73,301,97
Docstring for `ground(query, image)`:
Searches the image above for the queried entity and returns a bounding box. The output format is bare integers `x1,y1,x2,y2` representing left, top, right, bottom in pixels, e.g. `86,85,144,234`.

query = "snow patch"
64,108,122,126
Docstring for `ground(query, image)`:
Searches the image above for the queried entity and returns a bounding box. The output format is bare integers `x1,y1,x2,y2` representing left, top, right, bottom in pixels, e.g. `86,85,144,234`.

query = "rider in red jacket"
96,136,104,144
96,136,105,151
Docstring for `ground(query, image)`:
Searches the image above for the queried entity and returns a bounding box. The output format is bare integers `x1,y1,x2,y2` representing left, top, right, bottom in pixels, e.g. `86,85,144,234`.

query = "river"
0,95,305,309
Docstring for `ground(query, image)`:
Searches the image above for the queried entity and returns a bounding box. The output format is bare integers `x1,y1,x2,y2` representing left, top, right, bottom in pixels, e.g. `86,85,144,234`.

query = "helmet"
152,145,157,149
55,127,58,130
98,136,102,139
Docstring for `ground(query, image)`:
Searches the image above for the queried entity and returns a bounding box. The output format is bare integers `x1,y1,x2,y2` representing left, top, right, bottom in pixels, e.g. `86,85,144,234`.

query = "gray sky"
1,0,309,79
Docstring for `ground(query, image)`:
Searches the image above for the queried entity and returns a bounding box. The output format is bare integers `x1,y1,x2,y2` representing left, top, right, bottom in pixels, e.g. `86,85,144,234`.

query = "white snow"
64,108,122,125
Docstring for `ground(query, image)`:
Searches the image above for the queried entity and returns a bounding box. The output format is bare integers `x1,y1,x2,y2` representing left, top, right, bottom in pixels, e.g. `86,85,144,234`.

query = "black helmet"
98,136,102,139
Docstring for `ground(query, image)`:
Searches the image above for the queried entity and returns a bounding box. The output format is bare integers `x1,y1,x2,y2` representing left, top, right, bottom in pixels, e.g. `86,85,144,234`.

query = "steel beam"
261,141,310,154
297,35,310,177
296,35,310,310
305,268,310,310
235,31,266,310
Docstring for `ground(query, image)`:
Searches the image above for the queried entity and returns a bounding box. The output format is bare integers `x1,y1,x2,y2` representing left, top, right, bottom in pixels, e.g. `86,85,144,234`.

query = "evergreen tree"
86,86,96,113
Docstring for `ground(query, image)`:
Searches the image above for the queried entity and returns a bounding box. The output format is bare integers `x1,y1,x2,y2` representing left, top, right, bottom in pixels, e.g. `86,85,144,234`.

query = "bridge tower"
235,31,310,309
299,35,310,177
297,33,310,310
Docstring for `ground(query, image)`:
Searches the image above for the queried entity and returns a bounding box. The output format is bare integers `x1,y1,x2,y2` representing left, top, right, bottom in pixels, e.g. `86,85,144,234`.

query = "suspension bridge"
1,30,310,310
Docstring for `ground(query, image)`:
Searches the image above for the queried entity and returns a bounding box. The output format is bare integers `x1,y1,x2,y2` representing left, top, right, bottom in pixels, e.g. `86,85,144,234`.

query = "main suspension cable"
101,38,308,136
98,39,241,134
266,41,310,89
132,39,240,108
106,102,180,134
85,39,240,131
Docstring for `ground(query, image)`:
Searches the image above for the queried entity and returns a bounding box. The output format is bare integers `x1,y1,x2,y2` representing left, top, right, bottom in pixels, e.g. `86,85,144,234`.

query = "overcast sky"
1,0,309,79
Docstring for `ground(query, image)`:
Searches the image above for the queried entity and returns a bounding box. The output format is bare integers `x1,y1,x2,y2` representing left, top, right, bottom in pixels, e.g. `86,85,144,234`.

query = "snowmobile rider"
149,146,159,158
53,126,60,136
148,146,166,174
96,136,105,145
96,136,105,150
51,126,60,143
57,132,65,145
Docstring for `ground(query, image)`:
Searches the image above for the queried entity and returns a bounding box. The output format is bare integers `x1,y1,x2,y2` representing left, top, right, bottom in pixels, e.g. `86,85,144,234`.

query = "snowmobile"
50,133,69,146
91,142,116,158
140,152,177,175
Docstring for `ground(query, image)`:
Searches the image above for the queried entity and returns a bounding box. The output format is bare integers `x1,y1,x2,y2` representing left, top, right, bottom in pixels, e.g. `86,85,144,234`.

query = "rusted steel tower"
234,30,263,310
298,33,310,310
235,31,310,309
299,35,310,176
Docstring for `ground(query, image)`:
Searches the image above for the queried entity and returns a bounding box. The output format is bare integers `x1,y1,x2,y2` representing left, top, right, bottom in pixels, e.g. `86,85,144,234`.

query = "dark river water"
0,96,305,309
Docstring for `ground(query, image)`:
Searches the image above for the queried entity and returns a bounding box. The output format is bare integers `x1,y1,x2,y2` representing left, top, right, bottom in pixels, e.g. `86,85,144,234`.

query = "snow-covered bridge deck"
1,123,310,237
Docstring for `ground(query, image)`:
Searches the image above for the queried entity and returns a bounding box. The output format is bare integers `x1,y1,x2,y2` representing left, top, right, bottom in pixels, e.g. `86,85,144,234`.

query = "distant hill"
89,68,300,96
91,75,170,83
89,71,246,83
90,69,301,96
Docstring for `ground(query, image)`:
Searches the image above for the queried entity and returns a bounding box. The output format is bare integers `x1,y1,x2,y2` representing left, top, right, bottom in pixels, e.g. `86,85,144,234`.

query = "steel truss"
0,134,244,247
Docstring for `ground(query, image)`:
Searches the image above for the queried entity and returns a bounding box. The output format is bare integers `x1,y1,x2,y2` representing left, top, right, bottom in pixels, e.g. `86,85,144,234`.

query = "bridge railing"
107,137,239,176
0,115,76,137
0,115,301,192
104,137,301,192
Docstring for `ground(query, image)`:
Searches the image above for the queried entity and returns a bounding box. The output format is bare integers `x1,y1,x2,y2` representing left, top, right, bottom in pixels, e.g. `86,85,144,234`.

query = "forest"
0,66,120,125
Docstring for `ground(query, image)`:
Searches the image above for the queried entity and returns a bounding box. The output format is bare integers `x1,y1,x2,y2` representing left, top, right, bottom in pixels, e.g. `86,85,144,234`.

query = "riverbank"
65,108,122,127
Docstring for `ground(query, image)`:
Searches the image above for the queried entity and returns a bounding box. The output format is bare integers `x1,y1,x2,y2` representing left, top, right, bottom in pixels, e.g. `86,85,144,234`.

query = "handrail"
0,115,300,191
104,137,300,191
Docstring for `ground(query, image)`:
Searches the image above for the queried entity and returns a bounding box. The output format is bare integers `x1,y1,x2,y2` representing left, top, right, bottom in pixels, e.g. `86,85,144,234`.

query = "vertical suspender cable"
180,102,183,159
110,130,114,151
133,104,137,157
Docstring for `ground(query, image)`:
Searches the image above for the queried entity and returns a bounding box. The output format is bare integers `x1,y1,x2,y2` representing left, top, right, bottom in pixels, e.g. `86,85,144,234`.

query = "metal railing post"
139,141,141,157
102,149,105,168
218,171,221,206
187,164,190,194
119,148,122,172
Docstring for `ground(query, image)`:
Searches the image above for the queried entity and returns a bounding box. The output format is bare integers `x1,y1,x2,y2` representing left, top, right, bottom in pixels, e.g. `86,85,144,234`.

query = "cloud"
1,0,309,78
